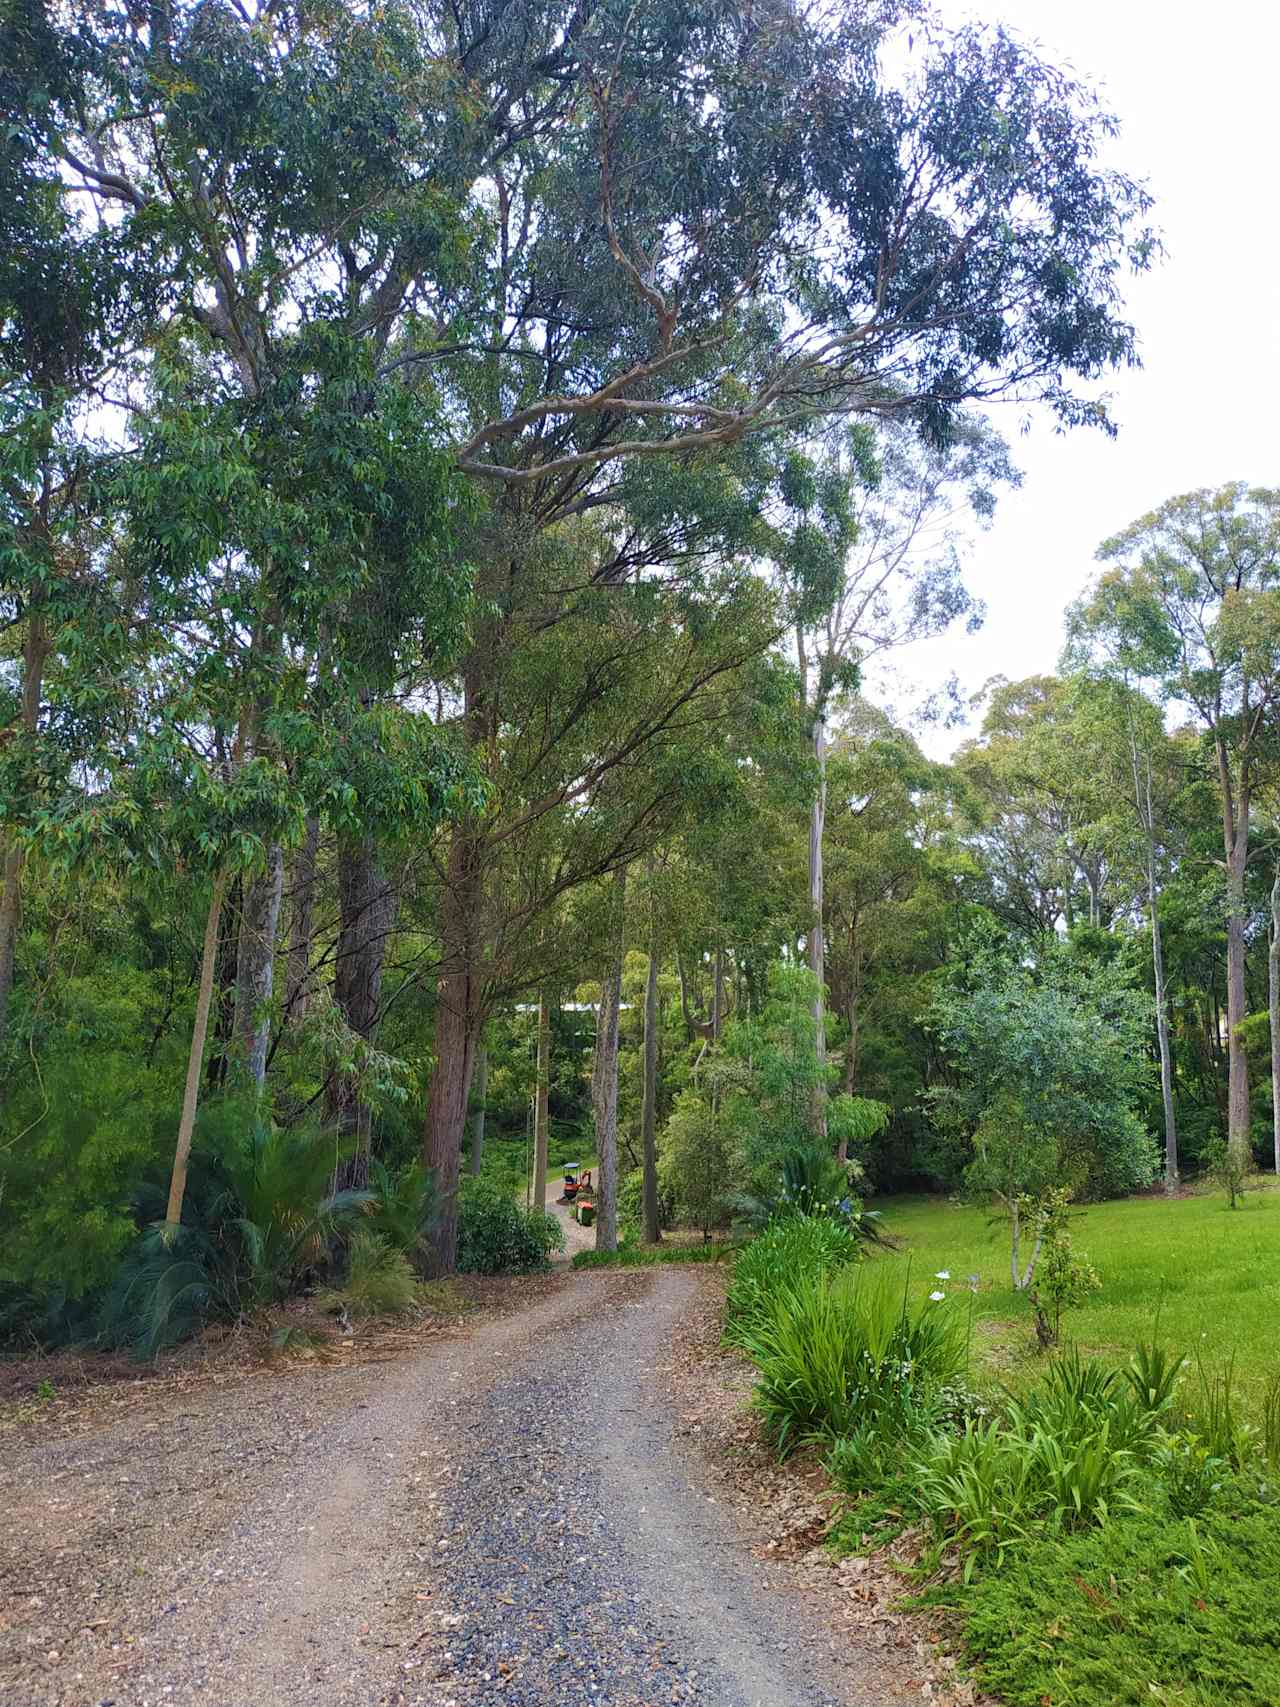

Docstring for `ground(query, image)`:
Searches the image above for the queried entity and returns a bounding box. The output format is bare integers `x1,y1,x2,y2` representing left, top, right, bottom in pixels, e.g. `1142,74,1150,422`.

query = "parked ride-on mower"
558,1165,595,1225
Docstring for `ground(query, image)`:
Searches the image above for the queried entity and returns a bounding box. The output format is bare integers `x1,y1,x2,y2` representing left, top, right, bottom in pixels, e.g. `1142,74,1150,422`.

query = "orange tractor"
558,1164,596,1226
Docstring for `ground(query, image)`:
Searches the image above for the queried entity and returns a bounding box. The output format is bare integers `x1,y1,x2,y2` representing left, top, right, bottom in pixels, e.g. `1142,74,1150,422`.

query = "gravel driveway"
2,1269,900,1707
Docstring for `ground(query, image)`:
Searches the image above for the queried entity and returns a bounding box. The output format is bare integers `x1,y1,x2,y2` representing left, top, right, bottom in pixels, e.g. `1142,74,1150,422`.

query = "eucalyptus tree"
1054,670,1188,1187
28,0,1154,1271
821,702,947,1109
770,417,1011,1131
24,0,491,1095
1075,484,1280,1174
0,5,159,1050
412,534,795,1268
954,677,1123,939
87,323,472,1226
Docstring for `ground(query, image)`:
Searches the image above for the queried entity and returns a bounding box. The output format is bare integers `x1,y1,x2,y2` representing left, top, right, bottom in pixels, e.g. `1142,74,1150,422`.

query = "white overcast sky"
866,0,1280,754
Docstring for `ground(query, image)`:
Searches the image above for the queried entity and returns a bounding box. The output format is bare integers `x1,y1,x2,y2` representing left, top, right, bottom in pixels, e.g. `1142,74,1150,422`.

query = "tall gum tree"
32,0,1154,1269
411,1,1154,1267
1076,484,1280,1176
771,418,1013,1135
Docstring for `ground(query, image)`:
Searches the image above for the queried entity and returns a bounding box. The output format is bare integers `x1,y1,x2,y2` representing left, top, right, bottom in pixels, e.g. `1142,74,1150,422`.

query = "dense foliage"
19,0,1274,1351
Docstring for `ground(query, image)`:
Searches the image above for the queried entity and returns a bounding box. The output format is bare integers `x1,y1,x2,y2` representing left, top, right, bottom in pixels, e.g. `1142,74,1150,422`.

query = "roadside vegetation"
726,1196,1280,1705
879,1189,1280,1409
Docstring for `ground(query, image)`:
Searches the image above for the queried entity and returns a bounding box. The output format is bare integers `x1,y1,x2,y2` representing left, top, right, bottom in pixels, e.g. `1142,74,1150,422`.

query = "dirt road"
1,1270,906,1707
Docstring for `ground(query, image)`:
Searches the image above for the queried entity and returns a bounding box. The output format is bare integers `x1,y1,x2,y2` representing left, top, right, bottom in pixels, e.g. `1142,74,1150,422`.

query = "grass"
933,1501,1280,1706
875,1186,1280,1411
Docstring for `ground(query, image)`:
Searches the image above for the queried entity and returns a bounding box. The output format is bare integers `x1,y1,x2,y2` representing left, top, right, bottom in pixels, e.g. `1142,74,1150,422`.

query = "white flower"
929,1290,946,1302
935,1270,951,1280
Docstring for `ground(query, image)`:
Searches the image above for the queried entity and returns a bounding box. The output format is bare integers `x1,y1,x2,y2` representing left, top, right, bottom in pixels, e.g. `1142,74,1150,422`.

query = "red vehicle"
559,1165,596,1224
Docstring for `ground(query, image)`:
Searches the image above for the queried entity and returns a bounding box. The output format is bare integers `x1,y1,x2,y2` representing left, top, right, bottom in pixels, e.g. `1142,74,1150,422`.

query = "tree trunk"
205,874,241,1090
641,885,662,1244
1151,862,1178,1191
593,867,626,1251
233,844,284,1088
283,815,320,1027
0,612,50,1050
1131,733,1177,1190
808,709,828,1140
422,824,484,1276
1271,870,1280,1177
533,989,551,1212
1224,835,1251,1175
470,1041,488,1177
166,869,231,1229
328,834,396,1187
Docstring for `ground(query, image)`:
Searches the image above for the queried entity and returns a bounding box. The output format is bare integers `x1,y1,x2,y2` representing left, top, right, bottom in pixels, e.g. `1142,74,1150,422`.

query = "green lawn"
874,1187,1280,1410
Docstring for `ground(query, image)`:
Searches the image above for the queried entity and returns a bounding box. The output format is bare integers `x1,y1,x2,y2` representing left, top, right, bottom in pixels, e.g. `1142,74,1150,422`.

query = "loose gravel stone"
2,1268,893,1707
431,1269,870,1707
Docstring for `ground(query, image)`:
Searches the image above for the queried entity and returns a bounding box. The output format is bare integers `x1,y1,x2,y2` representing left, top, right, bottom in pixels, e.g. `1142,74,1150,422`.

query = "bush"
908,1345,1174,1570
96,1104,373,1359
99,1222,226,1359
365,1158,437,1261
725,1214,863,1339
658,1090,737,1235
733,1262,968,1455
324,1231,418,1317
456,1183,564,1274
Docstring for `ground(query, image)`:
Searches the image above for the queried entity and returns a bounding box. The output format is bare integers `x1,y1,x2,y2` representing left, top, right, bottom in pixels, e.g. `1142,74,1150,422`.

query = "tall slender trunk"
1219,740,1251,1173
329,834,395,1186
808,709,828,1140
422,822,484,1276
166,869,231,1229
470,1042,488,1177
283,815,320,1027
0,613,50,1050
1131,737,1177,1189
593,867,626,1251
533,989,551,1212
233,845,284,1088
205,874,241,1090
1151,873,1178,1191
1270,871,1280,1177
641,876,662,1244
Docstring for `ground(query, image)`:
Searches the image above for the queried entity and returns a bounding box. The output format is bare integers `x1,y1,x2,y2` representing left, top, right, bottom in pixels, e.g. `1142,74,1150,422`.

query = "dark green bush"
456,1183,564,1274
725,1213,863,1337
617,1166,673,1235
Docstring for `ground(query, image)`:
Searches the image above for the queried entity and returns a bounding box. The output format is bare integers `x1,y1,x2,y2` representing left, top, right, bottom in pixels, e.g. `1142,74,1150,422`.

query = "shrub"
734,1263,968,1455
97,1104,372,1358
725,1214,863,1338
327,1231,418,1317
456,1183,564,1274
907,1346,1170,1570
658,1090,737,1236
98,1223,225,1359
365,1158,437,1261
